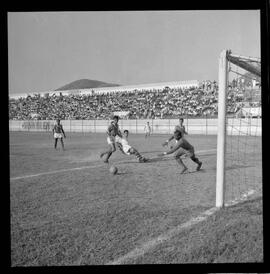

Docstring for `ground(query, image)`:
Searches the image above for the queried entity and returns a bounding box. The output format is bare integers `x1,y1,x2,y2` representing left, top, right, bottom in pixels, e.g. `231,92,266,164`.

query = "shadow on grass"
116,157,175,165
147,157,175,163
115,172,131,176
176,168,206,175
189,168,206,174
139,150,165,154
198,152,217,157
208,164,253,171
226,164,253,170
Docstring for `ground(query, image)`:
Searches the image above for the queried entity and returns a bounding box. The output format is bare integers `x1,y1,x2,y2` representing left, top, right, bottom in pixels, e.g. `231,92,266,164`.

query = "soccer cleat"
196,162,202,171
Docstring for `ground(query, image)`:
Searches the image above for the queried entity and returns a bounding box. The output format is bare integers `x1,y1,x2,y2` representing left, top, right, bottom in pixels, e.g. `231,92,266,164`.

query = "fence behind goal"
9,117,261,136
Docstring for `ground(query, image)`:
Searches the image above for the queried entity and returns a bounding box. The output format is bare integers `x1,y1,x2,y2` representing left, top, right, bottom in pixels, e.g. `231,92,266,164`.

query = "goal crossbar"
227,54,261,77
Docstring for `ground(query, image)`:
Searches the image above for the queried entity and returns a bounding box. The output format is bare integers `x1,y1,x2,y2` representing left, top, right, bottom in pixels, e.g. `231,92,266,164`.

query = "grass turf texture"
9,132,262,265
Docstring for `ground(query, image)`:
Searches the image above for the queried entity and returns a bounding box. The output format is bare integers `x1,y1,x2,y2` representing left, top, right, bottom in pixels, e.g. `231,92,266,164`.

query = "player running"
118,130,148,162
100,115,123,163
52,119,66,150
144,121,151,138
158,130,202,174
162,117,188,148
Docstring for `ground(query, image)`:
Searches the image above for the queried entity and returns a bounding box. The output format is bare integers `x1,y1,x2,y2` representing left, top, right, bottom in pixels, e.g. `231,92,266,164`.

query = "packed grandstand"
9,80,261,120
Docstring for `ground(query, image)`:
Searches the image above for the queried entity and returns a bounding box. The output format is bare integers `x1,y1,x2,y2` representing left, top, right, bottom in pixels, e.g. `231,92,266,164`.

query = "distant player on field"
118,130,148,162
158,130,202,174
144,121,151,138
53,119,66,150
162,117,188,148
100,115,123,163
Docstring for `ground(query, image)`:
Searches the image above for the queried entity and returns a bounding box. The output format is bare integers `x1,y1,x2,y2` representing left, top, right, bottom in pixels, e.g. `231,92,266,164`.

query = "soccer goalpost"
216,49,262,208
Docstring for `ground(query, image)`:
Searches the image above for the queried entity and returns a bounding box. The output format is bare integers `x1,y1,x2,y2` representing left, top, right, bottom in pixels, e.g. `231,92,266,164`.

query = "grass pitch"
9,132,263,265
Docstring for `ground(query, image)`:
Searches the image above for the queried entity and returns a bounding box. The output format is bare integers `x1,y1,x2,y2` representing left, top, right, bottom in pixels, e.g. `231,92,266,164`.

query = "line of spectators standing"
9,81,261,120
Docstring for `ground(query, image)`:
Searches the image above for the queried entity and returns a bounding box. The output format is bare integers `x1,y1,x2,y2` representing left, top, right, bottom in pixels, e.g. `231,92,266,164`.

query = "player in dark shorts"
158,130,202,174
162,117,188,148
52,119,66,150
100,115,123,163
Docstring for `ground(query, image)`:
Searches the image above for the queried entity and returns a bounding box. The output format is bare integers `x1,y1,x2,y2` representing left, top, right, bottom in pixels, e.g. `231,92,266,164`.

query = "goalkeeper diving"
162,117,188,148
158,129,202,174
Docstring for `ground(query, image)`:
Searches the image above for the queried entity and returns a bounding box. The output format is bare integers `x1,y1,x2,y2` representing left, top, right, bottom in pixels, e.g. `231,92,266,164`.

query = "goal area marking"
106,189,256,265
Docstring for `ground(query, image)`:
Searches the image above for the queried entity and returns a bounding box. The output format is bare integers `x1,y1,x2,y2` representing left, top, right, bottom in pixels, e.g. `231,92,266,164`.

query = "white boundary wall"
9,118,261,136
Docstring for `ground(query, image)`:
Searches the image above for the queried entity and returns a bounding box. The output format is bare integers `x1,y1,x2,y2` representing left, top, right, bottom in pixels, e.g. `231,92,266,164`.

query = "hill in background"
55,79,120,91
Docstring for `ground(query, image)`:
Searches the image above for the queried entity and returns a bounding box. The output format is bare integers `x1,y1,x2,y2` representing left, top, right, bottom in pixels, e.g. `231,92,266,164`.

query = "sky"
8,10,261,94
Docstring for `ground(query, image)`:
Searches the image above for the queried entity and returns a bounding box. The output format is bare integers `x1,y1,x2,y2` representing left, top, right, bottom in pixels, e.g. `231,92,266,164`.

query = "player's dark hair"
123,130,129,134
179,118,184,122
113,115,119,120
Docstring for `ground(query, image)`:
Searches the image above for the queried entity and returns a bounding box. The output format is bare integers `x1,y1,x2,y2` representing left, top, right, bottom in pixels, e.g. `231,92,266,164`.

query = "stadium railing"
9,117,261,136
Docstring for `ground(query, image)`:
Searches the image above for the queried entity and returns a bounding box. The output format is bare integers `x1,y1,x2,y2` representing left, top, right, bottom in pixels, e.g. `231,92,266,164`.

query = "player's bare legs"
100,143,116,163
129,147,148,162
100,144,111,158
60,138,65,151
190,155,202,171
175,156,188,174
54,138,58,149
174,149,188,174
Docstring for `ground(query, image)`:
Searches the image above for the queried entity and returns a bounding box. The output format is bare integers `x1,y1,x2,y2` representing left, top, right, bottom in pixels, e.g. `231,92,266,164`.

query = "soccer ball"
109,165,118,175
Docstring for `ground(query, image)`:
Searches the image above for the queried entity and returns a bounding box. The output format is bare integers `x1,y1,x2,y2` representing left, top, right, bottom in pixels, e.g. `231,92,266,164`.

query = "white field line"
10,149,216,181
10,166,100,181
224,189,255,207
106,189,256,265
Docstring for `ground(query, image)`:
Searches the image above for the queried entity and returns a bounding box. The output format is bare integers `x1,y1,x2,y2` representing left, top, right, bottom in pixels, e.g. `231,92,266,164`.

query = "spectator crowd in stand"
9,81,261,120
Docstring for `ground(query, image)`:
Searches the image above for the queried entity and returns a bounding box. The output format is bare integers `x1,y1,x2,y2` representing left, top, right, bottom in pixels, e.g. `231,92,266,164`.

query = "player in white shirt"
119,130,148,162
144,121,151,138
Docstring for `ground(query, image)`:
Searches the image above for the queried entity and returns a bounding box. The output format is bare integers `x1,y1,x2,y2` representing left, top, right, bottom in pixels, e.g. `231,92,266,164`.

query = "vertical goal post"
215,49,261,208
216,49,228,208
